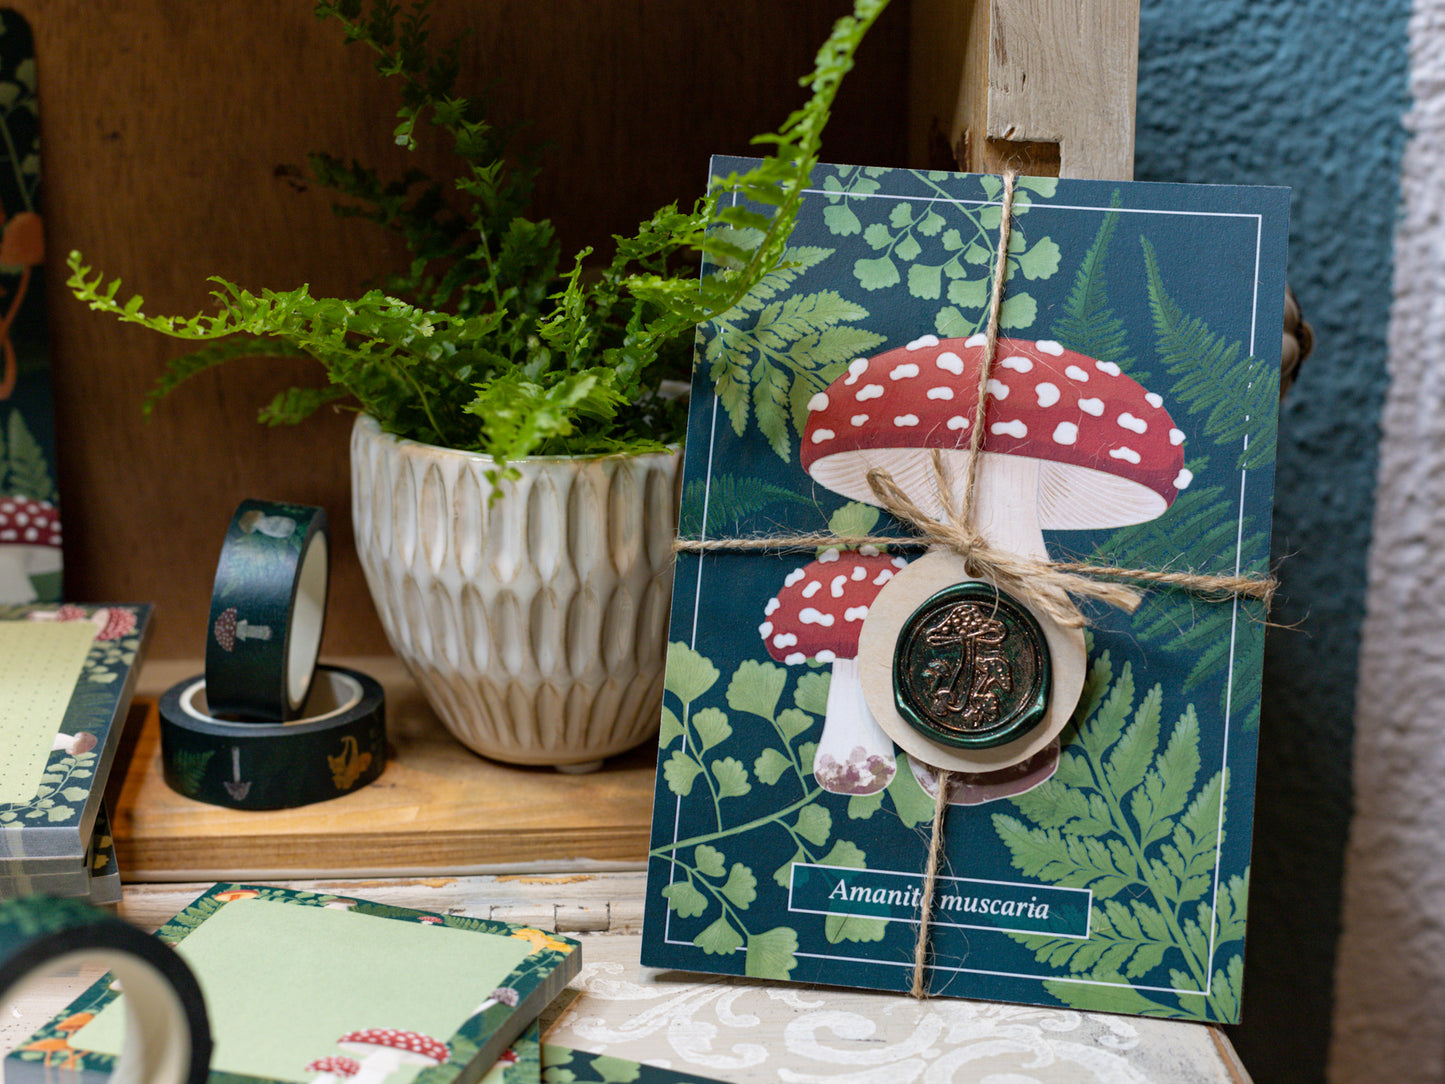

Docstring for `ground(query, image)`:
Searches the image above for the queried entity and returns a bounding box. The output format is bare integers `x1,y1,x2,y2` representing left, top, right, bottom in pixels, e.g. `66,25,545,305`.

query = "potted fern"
67,0,890,769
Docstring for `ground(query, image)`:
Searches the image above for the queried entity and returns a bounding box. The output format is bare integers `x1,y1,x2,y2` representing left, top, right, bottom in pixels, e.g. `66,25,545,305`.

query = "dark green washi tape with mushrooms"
159,664,386,810
0,895,212,1084
205,499,329,722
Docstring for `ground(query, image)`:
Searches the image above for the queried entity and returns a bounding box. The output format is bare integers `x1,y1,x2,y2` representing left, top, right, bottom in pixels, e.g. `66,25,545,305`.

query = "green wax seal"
892,581,1052,749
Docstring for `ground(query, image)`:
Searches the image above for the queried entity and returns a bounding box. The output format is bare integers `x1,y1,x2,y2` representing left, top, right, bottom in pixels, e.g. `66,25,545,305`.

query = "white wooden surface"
0,874,1250,1083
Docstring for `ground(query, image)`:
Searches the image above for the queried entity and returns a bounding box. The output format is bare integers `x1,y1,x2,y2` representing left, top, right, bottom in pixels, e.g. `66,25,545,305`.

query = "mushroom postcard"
8,883,580,1083
640,159,1289,1023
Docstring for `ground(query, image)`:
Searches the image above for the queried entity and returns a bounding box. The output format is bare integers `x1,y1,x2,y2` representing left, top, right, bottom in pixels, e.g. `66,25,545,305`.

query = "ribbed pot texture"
349,414,680,767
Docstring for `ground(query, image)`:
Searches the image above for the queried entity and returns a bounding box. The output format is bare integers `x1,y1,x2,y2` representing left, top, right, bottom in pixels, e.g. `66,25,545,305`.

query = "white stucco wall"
1332,3,1445,1079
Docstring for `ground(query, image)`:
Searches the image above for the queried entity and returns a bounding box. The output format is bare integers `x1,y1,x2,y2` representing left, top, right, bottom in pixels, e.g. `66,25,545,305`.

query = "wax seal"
892,581,1051,750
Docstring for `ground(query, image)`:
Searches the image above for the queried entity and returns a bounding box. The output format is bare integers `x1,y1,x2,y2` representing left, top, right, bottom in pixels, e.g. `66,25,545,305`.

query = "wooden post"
909,0,1140,181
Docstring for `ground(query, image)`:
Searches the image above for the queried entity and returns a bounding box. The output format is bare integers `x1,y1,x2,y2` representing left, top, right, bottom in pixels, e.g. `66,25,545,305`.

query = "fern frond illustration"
1143,238,1278,471
679,474,820,537
1049,197,1138,377
992,650,1246,1022
703,245,885,462
2,409,54,501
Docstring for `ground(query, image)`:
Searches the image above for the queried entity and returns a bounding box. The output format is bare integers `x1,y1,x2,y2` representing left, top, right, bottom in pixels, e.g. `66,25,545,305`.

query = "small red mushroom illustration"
51,730,97,757
27,604,135,640
336,1028,449,1083
214,888,261,903
213,607,273,650
761,549,909,795
304,1054,361,1084
803,335,1187,800
474,986,520,1015
0,496,60,603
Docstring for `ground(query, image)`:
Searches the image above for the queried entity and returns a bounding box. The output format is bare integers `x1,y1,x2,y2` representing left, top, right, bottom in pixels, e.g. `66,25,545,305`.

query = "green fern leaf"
2,410,53,501
1050,197,1137,376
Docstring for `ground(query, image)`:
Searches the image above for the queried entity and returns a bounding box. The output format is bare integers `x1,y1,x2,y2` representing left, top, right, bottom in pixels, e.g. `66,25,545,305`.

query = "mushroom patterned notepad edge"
641,159,1288,1024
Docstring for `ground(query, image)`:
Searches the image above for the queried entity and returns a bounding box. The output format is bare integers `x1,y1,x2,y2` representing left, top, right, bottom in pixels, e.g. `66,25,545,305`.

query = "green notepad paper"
9,884,581,1083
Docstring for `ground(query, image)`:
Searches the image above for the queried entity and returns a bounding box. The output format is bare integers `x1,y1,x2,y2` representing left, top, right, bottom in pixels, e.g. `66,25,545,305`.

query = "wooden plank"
107,658,657,878
910,0,1140,180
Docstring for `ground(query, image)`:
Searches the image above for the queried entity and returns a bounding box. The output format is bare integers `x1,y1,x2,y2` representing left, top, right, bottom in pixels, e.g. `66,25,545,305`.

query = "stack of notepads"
6,884,727,1084
0,603,152,903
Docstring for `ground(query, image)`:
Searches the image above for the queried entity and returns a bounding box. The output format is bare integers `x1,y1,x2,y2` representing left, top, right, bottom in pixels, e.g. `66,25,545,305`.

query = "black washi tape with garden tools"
204,499,329,722
0,895,212,1084
159,664,386,810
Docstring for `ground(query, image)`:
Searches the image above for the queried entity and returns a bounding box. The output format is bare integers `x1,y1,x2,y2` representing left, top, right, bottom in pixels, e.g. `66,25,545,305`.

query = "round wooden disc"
857,550,1085,773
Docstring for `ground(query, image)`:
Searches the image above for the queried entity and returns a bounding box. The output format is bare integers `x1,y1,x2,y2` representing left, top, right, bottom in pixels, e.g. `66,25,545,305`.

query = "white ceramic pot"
349,414,680,769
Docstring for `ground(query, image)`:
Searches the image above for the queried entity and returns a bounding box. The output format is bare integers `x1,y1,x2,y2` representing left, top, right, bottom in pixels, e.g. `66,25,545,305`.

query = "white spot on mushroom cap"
807,392,829,412
1175,468,1194,490
1117,412,1147,434
810,428,835,444
946,416,969,430
785,651,807,665
894,414,920,427
759,621,773,638
1036,340,1065,356
872,569,895,586
1079,398,1104,416
816,649,837,663
1146,392,1164,409
765,598,780,616
936,352,964,375
850,414,869,427
1036,382,1060,408
859,544,880,556
907,334,940,350
1109,446,1142,465
774,633,798,649
784,568,806,587
965,334,987,347
818,548,840,563
891,363,920,379
927,386,954,400
800,607,835,626
1000,355,1033,372
844,358,868,385
892,556,908,567
1053,421,1078,445
856,384,884,402
850,566,867,580
830,574,848,597
802,580,822,598
986,379,1009,399
845,605,869,621
1096,360,1122,376
1065,365,1090,382
1170,428,1185,446
992,419,1027,438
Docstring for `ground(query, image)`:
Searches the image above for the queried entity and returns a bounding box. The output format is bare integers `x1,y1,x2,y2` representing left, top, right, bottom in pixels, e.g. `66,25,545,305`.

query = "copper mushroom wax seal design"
761,549,909,795
803,334,1187,792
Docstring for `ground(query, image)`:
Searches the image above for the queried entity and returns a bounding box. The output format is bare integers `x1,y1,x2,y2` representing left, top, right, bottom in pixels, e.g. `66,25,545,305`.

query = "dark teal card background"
642,161,1288,1023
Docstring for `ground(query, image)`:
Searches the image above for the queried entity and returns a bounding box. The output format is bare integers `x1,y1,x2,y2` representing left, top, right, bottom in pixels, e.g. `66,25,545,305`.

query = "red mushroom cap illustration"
337,1028,449,1081
761,550,908,794
214,608,238,652
0,496,61,603
801,335,1187,546
304,1054,361,1081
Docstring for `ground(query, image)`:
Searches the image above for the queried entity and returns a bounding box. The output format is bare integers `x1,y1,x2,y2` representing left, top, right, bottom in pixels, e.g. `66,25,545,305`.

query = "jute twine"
674,172,1277,999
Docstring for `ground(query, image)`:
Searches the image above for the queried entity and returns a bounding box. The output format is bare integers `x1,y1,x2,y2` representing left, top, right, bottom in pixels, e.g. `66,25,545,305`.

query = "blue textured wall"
1135,2,1410,1079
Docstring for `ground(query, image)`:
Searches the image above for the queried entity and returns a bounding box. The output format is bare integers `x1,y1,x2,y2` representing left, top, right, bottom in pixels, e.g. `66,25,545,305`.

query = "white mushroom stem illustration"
335,1028,448,1084
801,334,1188,802
761,549,909,795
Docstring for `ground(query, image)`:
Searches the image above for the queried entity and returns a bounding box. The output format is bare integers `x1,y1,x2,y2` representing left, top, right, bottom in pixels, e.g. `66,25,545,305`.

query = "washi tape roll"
0,895,211,1084
159,665,386,810
205,499,329,722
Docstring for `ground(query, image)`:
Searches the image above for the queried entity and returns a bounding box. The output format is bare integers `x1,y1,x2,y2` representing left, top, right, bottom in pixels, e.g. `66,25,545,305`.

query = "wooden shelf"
107,657,657,880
